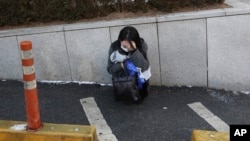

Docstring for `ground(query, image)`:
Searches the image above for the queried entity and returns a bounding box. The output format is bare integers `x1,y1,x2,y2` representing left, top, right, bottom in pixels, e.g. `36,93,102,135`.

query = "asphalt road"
0,79,250,141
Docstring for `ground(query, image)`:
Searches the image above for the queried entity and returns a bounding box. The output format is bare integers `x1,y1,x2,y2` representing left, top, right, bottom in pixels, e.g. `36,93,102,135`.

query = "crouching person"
107,26,151,103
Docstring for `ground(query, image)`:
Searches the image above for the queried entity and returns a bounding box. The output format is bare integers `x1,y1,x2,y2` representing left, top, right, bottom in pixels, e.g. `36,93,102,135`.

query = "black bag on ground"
112,76,141,102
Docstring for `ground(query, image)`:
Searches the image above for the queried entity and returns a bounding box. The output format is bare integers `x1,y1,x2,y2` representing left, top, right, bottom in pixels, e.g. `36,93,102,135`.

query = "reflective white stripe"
22,66,35,75
137,67,151,80
21,50,33,59
24,80,37,90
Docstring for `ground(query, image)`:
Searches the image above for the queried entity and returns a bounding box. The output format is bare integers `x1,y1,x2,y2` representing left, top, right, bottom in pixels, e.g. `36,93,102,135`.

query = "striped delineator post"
20,41,42,131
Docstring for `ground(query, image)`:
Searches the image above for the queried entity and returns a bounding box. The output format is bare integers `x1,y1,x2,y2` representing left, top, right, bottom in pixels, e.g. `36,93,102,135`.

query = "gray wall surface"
158,19,207,87
207,14,250,91
1,0,250,91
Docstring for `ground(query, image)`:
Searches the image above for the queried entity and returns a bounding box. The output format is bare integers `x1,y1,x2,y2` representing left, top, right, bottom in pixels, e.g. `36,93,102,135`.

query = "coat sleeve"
107,45,124,76
128,41,149,72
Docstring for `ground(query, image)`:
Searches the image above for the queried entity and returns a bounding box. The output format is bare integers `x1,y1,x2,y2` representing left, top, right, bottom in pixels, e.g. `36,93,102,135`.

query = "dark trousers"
139,80,149,99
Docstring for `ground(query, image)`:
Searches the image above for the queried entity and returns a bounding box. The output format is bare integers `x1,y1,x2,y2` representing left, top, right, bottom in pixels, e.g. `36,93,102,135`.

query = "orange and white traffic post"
20,41,42,131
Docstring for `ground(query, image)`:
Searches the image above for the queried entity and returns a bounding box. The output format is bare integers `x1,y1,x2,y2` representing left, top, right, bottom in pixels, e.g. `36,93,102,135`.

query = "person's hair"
118,26,147,60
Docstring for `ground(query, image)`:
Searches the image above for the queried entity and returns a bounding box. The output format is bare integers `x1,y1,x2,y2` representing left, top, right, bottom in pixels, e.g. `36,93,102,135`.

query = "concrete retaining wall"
0,0,250,91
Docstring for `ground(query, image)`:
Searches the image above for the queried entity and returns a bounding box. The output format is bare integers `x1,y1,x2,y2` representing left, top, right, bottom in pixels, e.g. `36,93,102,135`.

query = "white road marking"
80,97,118,141
188,102,229,132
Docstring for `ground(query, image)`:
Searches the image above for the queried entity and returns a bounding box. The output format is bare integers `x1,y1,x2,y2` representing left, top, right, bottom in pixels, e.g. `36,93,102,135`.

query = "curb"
0,120,98,141
191,130,229,141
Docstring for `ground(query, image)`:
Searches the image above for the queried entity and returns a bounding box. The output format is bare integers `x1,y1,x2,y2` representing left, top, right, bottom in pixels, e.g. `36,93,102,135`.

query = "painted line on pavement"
188,102,229,132
80,97,118,141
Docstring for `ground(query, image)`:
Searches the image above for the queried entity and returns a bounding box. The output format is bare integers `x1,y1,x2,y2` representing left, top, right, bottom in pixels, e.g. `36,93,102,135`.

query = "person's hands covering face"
121,40,136,52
